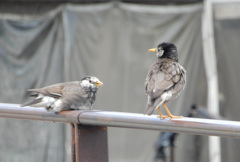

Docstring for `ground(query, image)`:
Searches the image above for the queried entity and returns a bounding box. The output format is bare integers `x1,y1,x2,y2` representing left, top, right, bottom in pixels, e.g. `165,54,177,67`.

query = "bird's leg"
157,106,168,118
162,103,182,119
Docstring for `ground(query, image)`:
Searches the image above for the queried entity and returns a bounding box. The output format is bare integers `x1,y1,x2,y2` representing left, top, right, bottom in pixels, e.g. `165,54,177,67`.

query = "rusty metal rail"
1,103,240,161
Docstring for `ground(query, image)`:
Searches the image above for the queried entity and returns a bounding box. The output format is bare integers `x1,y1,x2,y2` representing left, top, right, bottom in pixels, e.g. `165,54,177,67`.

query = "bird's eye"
89,80,92,83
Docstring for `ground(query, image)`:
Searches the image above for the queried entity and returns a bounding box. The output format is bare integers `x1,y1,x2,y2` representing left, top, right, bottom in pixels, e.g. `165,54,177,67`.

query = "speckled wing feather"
145,60,174,98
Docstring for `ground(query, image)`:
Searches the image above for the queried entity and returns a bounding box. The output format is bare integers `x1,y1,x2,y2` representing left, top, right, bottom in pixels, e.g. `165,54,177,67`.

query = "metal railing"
0,103,240,162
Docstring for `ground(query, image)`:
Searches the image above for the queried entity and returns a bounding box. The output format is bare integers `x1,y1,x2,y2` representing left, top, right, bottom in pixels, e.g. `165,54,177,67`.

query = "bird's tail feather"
144,105,155,115
30,94,38,97
20,98,42,107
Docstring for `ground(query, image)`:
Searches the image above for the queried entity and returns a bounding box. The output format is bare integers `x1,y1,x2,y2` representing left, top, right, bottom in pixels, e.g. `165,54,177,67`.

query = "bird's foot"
165,115,183,119
162,103,183,119
157,115,169,119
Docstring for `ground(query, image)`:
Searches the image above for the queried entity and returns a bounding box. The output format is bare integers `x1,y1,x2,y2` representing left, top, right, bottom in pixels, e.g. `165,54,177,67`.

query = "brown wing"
170,64,186,97
59,83,89,107
145,60,184,99
28,81,80,98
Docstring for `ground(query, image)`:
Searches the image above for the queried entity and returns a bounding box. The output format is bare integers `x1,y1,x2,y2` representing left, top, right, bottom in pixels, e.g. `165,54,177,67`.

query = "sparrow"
20,76,103,113
144,42,186,118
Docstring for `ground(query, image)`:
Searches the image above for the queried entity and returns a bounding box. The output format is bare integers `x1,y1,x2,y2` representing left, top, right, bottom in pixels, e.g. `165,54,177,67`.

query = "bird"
20,76,103,113
144,42,186,118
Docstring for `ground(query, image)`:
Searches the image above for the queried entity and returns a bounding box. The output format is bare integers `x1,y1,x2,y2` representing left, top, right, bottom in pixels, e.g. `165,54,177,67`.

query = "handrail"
0,103,240,138
0,103,79,123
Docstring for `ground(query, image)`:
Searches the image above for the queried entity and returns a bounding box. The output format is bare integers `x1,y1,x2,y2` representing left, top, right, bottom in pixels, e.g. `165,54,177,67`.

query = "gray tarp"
0,1,239,162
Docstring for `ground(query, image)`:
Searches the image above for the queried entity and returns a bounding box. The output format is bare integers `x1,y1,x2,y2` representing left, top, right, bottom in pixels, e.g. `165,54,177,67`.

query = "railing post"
71,124,76,162
72,124,108,162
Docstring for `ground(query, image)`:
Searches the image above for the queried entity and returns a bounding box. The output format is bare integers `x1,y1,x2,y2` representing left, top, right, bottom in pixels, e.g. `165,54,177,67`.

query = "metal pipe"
77,111,240,138
0,103,240,138
0,103,79,123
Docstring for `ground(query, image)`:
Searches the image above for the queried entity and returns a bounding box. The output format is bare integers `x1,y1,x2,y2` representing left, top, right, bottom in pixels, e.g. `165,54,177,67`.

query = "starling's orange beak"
148,48,157,52
96,81,103,87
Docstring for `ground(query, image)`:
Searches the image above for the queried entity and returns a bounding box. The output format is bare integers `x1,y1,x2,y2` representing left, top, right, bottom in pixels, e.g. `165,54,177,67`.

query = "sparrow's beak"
148,48,157,52
96,81,103,87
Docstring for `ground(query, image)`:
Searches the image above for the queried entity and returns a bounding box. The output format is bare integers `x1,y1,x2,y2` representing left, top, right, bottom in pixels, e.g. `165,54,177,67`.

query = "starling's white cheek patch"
161,50,164,54
158,50,164,57
81,80,91,87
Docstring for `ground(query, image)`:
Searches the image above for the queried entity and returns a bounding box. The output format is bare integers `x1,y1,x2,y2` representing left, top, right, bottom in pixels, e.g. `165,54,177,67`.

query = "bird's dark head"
149,42,178,62
81,76,103,88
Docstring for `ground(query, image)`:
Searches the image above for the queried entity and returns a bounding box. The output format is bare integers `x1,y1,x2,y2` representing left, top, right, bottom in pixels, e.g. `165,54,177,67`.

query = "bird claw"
157,115,168,119
168,115,183,119
157,115,183,119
